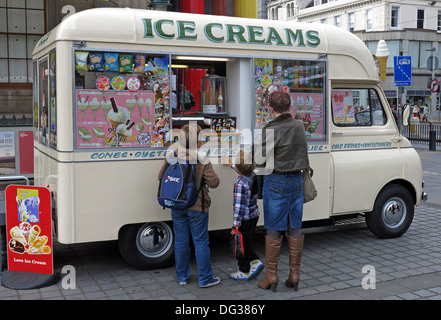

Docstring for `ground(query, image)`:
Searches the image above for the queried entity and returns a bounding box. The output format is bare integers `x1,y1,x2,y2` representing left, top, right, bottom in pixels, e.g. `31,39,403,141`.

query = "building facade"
267,0,441,119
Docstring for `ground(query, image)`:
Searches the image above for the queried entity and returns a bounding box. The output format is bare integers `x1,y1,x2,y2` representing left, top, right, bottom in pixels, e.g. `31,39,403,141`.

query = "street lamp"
426,47,437,121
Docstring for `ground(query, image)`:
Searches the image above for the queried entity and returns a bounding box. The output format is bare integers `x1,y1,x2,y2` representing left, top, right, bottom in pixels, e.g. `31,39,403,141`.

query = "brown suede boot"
285,235,304,291
258,235,283,292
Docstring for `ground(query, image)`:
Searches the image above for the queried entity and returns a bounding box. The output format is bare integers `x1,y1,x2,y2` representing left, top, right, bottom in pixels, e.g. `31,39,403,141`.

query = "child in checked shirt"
224,151,264,281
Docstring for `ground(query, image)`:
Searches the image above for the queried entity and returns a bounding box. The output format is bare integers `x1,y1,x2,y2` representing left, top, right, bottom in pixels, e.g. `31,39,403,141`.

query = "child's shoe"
230,270,251,281
250,259,264,278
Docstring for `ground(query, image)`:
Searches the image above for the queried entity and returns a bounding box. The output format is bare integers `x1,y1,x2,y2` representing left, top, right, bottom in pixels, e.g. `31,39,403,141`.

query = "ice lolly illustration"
89,97,101,120
376,40,389,81
108,97,130,129
78,97,89,120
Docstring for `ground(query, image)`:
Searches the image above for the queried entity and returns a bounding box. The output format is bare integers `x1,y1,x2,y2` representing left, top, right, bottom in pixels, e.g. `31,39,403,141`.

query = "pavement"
0,143,440,303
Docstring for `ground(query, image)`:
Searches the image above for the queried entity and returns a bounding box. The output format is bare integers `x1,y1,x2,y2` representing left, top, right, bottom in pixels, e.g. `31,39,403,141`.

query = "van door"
330,86,401,215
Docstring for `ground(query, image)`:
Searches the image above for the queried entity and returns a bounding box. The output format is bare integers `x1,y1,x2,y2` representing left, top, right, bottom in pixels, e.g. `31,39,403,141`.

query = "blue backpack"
157,157,204,210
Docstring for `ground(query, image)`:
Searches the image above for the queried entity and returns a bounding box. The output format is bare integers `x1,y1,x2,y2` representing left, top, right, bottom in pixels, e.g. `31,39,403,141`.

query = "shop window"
0,0,46,85
332,88,386,126
254,59,327,142
74,51,170,149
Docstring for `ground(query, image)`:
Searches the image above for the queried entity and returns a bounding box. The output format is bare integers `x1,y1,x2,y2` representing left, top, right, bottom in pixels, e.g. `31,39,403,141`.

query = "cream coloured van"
32,8,426,269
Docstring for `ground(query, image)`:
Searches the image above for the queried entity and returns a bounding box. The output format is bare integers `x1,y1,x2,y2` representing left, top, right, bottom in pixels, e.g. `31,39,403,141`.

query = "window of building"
321,18,327,24
438,10,441,32
391,6,400,29
287,3,291,18
334,15,341,27
408,41,432,68
0,0,46,85
365,8,373,31
417,9,425,29
347,12,355,32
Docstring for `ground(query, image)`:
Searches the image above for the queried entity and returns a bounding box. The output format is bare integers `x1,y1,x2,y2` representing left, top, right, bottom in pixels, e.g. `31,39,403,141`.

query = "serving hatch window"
254,58,326,142
74,51,170,149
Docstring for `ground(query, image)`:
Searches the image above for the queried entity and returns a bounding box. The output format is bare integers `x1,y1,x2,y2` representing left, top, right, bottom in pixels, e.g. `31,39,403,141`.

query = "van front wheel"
118,222,174,269
365,184,414,239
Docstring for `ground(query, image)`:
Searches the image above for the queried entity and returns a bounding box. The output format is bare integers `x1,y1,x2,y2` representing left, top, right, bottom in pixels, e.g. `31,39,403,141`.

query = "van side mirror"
402,105,411,127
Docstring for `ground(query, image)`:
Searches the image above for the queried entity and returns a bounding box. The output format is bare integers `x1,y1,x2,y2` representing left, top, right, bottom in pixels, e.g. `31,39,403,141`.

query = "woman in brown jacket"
158,124,220,288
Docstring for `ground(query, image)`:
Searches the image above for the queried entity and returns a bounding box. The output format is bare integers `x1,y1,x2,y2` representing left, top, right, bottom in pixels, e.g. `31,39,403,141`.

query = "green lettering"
226,24,247,43
285,29,305,47
155,19,175,39
248,25,265,44
177,20,197,40
306,30,320,47
205,23,224,43
266,27,285,46
142,18,154,38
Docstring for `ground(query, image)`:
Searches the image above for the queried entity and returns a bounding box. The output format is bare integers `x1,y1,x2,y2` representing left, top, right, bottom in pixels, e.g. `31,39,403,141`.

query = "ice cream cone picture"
376,40,389,81
78,96,89,121
89,97,101,120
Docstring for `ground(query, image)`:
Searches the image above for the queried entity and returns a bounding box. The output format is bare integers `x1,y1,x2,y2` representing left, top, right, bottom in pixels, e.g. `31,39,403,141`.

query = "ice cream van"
31,8,426,269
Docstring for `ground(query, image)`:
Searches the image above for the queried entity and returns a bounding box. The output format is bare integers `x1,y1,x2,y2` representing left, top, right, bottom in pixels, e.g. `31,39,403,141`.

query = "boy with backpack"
158,124,220,288
223,151,264,281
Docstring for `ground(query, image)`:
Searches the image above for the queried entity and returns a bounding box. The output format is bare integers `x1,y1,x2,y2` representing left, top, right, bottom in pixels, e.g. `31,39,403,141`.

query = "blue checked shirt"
232,167,260,227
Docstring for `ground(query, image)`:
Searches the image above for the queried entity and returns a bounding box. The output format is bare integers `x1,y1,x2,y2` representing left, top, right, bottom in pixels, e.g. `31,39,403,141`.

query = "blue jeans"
171,209,213,286
263,172,304,231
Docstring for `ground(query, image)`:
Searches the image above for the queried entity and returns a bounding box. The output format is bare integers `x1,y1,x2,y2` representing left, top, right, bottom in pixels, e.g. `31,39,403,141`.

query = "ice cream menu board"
76,90,167,148
290,93,324,141
5,185,53,275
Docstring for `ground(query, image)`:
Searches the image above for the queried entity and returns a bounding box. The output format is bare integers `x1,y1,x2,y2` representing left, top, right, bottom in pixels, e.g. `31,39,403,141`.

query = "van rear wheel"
118,222,174,270
365,184,414,239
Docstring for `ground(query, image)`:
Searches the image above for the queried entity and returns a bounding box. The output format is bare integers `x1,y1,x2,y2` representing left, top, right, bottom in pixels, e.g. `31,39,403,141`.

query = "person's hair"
179,123,202,149
235,151,254,177
269,91,291,114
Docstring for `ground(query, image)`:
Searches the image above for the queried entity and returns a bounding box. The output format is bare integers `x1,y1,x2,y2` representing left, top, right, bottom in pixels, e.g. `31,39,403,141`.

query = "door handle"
332,131,343,135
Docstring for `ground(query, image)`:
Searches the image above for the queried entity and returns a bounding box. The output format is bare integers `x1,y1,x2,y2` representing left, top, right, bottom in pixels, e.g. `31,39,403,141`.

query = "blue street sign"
394,56,412,86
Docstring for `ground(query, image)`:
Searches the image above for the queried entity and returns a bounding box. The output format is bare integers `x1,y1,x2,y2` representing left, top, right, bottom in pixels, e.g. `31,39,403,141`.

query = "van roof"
33,8,378,80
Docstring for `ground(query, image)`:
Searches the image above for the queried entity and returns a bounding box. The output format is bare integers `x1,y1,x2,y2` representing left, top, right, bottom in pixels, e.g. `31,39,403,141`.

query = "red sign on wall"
5,185,53,274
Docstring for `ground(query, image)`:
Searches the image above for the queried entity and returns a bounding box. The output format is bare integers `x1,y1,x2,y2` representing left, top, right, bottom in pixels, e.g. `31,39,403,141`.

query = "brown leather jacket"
158,147,220,213
255,113,309,174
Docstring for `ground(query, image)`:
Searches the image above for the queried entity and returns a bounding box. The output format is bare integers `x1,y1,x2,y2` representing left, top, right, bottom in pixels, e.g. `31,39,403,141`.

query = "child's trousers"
237,217,260,273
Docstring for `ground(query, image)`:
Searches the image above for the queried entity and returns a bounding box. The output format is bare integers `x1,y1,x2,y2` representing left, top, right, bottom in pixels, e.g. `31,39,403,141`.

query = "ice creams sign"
142,18,321,48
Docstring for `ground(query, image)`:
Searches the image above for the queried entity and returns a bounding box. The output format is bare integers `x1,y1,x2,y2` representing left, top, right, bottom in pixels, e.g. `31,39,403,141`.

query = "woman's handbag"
303,167,317,203
229,229,245,259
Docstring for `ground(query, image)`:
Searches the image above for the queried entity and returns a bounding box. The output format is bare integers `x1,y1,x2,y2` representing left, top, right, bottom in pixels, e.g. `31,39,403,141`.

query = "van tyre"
118,222,174,270
366,184,414,239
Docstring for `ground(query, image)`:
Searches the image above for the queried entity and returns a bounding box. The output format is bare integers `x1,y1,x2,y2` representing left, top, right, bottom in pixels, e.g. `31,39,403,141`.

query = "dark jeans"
237,217,260,273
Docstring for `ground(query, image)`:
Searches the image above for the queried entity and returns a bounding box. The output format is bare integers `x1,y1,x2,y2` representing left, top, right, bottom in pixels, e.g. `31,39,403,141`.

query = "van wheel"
365,184,414,239
118,222,174,270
